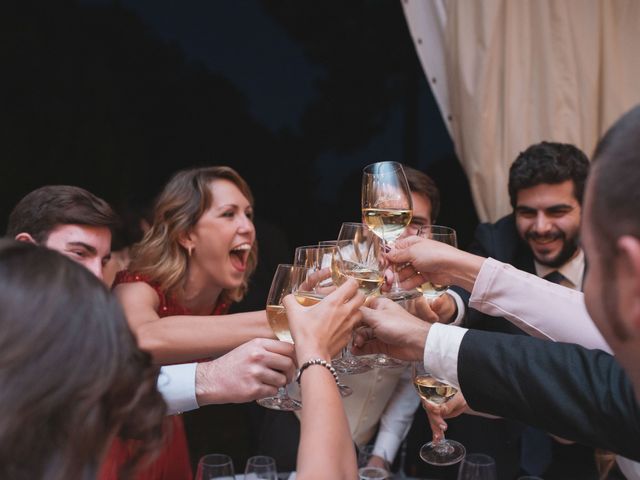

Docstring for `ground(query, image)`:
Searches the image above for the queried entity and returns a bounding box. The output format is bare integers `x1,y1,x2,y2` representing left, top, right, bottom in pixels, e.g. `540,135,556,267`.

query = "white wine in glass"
412,362,465,466
257,264,305,411
417,225,458,299
292,246,354,396
361,161,421,301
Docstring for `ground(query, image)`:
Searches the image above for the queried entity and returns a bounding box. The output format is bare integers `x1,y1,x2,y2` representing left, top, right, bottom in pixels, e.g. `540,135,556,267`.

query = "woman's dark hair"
0,240,166,480
508,141,590,209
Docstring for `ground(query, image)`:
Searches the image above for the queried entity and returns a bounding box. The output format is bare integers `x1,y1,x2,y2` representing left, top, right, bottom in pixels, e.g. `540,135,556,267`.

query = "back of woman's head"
0,240,166,480
130,165,258,302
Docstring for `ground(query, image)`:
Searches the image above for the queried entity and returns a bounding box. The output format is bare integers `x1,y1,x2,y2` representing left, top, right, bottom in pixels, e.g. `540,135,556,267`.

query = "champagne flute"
292,245,354,396
244,455,278,480
361,161,421,301
416,225,458,299
412,362,466,466
456,453,497,480
195,453,236,480
257,264,305,411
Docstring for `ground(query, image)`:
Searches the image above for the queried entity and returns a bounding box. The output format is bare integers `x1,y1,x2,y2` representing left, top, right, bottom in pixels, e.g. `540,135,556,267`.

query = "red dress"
100,271,229,480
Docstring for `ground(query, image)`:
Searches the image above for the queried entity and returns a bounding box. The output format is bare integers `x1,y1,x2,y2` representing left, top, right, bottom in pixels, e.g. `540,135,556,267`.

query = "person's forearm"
447,251,485,292
137,310,275,364
296,367,357,480
469,258,611,353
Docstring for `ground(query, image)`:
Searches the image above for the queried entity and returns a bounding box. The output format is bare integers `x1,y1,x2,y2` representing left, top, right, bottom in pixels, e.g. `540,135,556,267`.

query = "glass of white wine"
412,362,466,466
292,245,354,396
416,225,458,300
257,264,305,411
361,161,421,301
337,222,405,369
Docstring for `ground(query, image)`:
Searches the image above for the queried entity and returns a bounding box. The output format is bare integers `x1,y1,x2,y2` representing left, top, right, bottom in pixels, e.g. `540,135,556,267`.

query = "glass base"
332,357,373,375
383,288,422,301
256,395,301,411
419,439,466,466
370,354,405,369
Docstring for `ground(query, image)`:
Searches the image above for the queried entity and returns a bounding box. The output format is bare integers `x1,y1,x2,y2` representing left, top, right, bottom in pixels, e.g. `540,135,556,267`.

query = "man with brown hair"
6,185,296,413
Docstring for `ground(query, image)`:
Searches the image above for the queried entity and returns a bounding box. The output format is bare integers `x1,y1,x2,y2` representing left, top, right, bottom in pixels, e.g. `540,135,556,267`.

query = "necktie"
544,270,565,285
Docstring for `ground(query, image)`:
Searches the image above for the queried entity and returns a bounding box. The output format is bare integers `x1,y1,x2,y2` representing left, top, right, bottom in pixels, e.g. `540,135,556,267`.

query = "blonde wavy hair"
129,166,258,304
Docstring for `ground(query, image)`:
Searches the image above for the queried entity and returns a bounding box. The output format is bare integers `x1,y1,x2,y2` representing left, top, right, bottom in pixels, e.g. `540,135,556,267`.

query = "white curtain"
402,0,640,222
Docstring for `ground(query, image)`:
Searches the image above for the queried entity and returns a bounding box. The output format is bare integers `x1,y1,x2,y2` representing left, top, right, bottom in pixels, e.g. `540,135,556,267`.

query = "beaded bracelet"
295,358,341,386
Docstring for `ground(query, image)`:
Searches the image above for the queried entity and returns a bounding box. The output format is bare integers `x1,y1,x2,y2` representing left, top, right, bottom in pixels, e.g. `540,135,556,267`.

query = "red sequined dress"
99,271,229,480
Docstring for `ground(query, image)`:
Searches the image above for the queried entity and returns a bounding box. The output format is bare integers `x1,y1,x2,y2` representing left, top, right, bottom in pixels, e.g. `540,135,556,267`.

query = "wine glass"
292,245,354,396
456,453,497,480
412,362,466,466
416,225,458,300
338,222,405,369
256,264,305,411
244,455,278,480
195,453,236,480
361,161,421,301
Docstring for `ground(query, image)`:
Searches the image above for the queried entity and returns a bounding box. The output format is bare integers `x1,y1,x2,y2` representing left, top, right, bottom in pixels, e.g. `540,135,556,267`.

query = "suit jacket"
458,329,640,461
454,214,535,335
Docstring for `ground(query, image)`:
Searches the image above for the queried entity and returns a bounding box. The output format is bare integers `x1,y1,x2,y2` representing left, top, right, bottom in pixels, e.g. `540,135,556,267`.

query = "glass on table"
244,455,278,480
456,453,497,480
412,362,465,466
195,453,235,480
416,225,458,300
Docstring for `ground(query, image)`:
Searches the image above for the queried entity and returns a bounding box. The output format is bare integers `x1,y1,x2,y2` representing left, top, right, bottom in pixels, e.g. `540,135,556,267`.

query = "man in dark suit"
433,142,593,478
354,105,640,465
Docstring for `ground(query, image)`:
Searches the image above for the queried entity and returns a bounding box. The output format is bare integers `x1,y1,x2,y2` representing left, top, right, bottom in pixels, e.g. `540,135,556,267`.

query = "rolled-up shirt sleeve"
157,363,199,415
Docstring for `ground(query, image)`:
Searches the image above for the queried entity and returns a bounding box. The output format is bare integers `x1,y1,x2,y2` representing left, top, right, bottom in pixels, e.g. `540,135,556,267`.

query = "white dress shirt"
157,363,199,415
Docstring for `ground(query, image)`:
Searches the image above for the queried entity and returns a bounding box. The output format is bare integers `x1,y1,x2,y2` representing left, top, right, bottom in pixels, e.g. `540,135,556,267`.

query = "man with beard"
432,142,594,479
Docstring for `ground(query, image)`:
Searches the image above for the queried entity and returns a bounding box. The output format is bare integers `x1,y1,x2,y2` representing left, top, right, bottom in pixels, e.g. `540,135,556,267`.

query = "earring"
188,246,193,257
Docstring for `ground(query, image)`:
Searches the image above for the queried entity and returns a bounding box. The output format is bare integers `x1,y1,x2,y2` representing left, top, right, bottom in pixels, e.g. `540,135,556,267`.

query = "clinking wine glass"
416,225,458,300
257,264,305,411
361,161,421,302
337,222,405,369
292,245,354,396
412,362,466,466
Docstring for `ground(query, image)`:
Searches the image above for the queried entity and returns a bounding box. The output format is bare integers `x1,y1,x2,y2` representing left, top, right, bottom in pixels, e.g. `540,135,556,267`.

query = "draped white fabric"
402,0,640,222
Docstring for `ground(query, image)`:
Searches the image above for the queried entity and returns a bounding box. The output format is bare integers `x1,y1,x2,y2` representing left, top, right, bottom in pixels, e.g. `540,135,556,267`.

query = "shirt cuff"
157,363,199,415
446,290,466,326
423,323,467,390
372,432,402,463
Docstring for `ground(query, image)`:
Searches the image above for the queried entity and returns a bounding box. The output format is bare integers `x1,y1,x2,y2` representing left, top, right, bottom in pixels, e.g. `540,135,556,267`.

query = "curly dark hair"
508,142,590,209
0,240,166,480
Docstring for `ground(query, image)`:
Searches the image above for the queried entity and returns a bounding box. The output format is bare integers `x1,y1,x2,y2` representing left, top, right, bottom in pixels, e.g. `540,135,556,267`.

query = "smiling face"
514,180,582,267
42,224,112,280
184,179,256,291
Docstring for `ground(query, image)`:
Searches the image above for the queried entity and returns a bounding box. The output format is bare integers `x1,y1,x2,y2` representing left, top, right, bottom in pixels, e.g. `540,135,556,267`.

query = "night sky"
2,0,477,248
